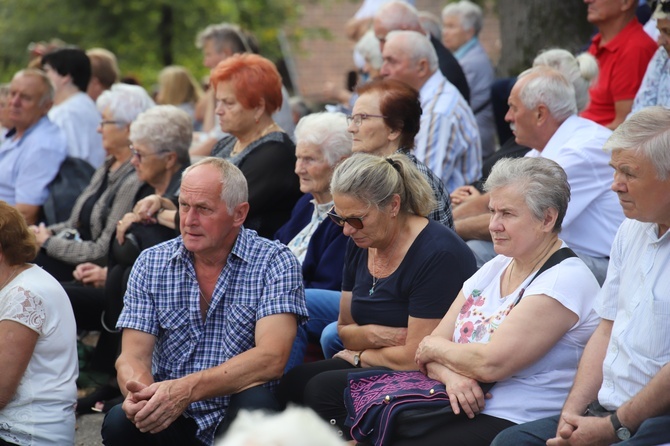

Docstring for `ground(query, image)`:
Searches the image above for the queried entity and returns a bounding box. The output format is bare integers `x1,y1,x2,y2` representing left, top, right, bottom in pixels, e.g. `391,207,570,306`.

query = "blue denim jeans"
285,288,341,370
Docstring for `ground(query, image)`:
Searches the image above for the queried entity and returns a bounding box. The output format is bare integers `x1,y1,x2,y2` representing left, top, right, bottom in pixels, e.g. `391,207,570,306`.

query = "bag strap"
511,247,577,307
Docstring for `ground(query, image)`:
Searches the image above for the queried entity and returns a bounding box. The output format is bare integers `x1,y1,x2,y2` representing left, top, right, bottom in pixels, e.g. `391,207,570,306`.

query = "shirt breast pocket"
223,304,257,351
632,296,670,361
157,307,191,362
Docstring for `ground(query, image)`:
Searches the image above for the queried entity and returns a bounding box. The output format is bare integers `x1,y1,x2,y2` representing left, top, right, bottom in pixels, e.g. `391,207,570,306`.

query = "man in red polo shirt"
581,0,656,129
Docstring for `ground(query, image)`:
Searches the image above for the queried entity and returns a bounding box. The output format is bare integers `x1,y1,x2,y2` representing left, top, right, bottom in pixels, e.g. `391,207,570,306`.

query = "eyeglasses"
130,144,171,163
652,0,670,13
346,113,388,127
327,206,366,230
99,120,124,127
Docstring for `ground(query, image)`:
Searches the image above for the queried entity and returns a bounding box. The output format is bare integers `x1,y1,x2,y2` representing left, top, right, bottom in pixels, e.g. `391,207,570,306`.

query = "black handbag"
344,248,577,445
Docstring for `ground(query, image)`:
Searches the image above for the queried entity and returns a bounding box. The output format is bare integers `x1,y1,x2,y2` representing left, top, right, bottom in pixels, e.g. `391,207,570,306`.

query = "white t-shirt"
0,265,78,446
457,245,600,424
48,91,105,168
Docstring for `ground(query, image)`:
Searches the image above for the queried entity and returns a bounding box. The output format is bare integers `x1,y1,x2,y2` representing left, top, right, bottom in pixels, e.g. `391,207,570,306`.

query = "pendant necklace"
369,249,379,295
0,266,20,292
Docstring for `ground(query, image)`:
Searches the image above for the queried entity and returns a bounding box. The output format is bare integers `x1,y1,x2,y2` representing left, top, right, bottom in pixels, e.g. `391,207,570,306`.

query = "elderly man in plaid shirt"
101,157,308,446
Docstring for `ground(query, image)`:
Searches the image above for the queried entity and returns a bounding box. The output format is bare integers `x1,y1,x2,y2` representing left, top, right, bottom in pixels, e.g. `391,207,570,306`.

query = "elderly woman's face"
441,15,473,52
332,193,395,249
98,108,130,158
294,141,333,201
130,140,171,187
215,80,257,138
348,92,395,156
488,184,550,258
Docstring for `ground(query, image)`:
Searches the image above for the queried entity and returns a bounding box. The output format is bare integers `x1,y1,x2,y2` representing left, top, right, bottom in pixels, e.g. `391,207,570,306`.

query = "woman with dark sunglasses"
277,153,475,435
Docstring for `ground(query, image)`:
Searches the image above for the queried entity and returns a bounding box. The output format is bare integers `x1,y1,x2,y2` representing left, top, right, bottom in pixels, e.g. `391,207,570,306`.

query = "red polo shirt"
581,18,656,126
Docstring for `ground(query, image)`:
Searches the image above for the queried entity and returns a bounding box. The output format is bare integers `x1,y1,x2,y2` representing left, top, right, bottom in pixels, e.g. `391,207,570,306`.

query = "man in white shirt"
41,48,104,168
380,30,481,192
455,66,623,283
491,105,670,446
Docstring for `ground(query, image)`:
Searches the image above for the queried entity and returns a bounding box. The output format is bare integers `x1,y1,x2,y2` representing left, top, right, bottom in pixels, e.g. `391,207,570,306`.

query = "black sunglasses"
327,206,366,230
652,0,670,13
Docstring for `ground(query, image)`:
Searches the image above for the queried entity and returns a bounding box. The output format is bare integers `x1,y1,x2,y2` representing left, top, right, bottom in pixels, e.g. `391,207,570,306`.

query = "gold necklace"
0,266,21,291
231,122,279,155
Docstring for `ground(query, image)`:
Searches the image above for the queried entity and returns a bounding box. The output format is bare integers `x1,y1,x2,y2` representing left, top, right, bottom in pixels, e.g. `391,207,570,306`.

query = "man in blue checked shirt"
101,157,308,446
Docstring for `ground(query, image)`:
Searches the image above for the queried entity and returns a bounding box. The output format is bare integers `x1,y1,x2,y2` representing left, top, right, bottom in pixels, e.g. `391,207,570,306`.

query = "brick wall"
287,0,500,105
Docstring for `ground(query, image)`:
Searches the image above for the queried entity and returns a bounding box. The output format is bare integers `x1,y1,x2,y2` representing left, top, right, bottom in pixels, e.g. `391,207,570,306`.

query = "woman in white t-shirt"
0,201,78,446
410,157,601,446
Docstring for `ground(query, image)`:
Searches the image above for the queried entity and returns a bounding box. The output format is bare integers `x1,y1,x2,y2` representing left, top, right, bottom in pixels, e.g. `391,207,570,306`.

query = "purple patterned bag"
343,370,451,446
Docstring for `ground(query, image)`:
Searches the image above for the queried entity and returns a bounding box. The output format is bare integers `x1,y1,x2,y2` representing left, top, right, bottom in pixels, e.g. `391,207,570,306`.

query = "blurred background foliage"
0,0,317,89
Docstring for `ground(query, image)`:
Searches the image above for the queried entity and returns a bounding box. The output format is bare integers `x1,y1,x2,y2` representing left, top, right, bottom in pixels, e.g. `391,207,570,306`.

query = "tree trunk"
159,4,174,66
497,0,593,76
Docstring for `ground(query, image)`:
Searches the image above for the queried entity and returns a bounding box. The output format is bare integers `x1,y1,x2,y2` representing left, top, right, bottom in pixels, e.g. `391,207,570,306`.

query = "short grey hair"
484,157,570,233
375,1,422,32
441,0,483,35
386,30,438,73
517,66,578,122
130,105,192,166
294,112,352,166
604,106,670,180
195,23,251,54
331,153,436,217
183,157,248,213
14,69,54,106
355,30,383,71
533,49,598,113
96,83,155,126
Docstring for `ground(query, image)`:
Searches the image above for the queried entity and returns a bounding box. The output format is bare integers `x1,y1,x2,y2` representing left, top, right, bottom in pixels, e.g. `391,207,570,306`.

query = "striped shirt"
415,71,482,193
117,230,307,445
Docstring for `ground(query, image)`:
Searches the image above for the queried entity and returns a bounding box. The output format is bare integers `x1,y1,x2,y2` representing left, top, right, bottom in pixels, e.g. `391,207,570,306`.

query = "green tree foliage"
0,0,303,86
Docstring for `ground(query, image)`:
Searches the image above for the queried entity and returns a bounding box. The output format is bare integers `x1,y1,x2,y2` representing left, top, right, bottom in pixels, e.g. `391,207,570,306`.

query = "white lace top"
0,265,78,445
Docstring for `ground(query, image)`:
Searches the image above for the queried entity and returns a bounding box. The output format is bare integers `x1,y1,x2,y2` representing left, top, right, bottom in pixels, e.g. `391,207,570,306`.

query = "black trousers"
277,358,390,438
101,385,281,446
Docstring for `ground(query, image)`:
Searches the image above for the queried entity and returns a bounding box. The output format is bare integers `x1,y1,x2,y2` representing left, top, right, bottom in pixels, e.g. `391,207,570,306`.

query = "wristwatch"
353,351,364,368
610,411,631,441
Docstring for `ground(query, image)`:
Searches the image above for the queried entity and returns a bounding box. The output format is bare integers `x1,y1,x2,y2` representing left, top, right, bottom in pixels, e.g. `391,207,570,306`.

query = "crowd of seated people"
3,1,670,444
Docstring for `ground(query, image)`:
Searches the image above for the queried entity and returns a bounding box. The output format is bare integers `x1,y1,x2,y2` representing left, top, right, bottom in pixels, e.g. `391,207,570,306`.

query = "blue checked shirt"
117,229,307,445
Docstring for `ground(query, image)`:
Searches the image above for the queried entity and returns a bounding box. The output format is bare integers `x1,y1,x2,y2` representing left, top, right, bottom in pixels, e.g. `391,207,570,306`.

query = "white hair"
386,30,438,72
604,106,670,180
355,30,383,70
441,0,483,35
294,112,352,166
533,49,598,113
517,66,577,122
375,1,421,31
96,83,155,126
216,407,345,446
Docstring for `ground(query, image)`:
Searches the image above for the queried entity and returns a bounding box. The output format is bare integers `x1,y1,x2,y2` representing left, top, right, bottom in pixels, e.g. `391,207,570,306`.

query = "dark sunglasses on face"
327,206,365,229
652,0,670,13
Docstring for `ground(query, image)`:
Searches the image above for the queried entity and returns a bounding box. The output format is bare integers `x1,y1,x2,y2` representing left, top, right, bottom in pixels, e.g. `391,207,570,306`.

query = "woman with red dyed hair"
210,53,301,238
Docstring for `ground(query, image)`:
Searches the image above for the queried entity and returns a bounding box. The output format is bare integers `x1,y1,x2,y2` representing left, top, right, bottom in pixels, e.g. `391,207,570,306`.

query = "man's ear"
416,58,430,78
536,104,549,126
233,202,250,227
